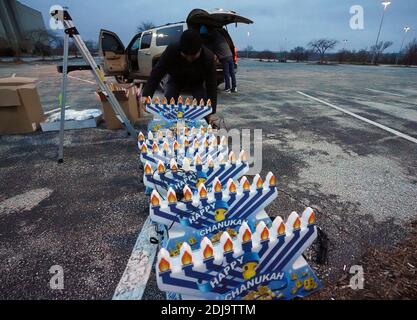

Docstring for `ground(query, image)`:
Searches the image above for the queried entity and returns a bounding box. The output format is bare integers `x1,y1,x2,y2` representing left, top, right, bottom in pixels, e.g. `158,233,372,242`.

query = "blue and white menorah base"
149,174,277,236
156,208,321,300
146,96,213,123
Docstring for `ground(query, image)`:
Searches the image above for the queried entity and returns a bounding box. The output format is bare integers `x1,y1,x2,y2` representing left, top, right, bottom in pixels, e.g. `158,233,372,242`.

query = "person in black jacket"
140,29,218,124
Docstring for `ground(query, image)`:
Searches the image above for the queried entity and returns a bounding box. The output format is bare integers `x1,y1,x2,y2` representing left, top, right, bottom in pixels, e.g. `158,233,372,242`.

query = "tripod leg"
58,33,69,163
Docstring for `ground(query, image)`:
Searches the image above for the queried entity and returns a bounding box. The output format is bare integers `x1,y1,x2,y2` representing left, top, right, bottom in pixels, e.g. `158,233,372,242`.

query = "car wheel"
115,75,133,84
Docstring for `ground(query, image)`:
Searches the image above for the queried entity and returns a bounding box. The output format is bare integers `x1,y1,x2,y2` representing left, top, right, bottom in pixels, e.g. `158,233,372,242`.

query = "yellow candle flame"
242,229,252,242
256,176,264,189
159,257,170,272
144,163,152,175
151,193,161,207
242,177,251,191
138,132,145,141
140,143,148,153
183,187,193,202
278,223,286,236
203,245,214,259
308,211,316,225
223,238,233,252
269,174,277,187
173,140,180,150
229,181,237,193
167,190,177,204
157,162,165,174
261,227,270,241
214,180,222,193
293,217,301,230
199,185,208,199
181,251,193,266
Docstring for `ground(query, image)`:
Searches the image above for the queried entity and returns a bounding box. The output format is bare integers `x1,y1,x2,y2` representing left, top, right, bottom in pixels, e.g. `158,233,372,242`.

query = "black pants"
165,76,216,114
220,57,236,90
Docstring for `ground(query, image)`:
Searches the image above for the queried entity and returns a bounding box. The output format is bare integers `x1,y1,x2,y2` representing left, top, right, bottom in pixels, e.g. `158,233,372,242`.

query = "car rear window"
156,26,183,47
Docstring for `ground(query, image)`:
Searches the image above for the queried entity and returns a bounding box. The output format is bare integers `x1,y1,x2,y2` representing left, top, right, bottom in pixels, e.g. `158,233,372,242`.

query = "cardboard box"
97,84,140,130
0,77,37,86
0,77,45,134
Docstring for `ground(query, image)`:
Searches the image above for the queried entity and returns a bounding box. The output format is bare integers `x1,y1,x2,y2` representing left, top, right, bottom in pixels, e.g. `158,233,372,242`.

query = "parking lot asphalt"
0,60,416,299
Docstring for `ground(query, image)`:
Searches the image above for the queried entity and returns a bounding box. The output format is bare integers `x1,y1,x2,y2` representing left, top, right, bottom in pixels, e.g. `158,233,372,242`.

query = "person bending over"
140,29,218,125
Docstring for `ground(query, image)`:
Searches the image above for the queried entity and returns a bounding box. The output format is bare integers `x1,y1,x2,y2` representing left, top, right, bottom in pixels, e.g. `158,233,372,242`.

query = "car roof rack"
151,21,186,30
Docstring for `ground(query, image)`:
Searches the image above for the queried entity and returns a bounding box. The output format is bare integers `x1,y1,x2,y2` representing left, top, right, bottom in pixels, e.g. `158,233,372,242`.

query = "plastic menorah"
149,174,277,246
146,96,213,122
156,207,321,300
138,129,229,170
143,149,250,195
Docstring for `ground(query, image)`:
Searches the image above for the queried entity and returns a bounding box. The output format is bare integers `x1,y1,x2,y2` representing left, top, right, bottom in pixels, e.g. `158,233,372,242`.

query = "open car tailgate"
187,9,253,27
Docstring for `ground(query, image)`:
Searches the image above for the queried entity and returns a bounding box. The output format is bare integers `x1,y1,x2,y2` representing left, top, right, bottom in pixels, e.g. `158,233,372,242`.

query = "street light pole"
396,27,411,65
246,32,250,59
284,37,288,61
371,1,391,65
343,39,348,51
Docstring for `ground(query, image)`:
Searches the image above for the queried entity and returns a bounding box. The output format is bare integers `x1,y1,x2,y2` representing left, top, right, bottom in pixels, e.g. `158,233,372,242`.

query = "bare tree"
289,46,309,62
137,22,156,32
258,50,275,62
371,41,393,65
69,41,80,58
355,49,370,64
337,49,349,63
403,39,417,66
85,40,98,55
308,39,338,63
244,45,254,58
24,29,60,60
265,50,276,62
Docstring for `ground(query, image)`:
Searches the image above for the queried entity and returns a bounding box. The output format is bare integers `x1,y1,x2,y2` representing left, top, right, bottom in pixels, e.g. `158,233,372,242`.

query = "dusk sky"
20,0,417,52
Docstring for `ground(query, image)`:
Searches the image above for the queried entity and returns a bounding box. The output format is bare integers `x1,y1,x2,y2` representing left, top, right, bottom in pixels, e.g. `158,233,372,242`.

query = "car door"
126,33,142,72
137,31,153,77
98,29,127,76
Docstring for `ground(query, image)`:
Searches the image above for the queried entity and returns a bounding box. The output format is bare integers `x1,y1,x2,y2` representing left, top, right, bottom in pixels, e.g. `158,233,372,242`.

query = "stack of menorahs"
145,96,213,133
138,96,322,300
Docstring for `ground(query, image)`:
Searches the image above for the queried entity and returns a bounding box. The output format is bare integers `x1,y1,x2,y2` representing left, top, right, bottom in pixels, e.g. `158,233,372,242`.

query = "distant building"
0,0,46,52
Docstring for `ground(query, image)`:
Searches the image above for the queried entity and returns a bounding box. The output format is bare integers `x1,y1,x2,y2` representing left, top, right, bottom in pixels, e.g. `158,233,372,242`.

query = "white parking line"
365,88,406,97
113,216,159,300
68,75,96,85
44,106,70,115
297,91,417,145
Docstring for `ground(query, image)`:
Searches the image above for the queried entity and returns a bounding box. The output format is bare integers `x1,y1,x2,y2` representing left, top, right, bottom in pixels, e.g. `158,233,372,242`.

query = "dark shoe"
231,87,238,93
